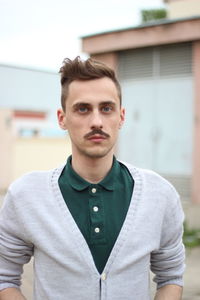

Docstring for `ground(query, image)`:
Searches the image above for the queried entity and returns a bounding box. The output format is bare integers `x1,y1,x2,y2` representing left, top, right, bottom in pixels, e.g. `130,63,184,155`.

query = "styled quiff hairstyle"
59,56,122,111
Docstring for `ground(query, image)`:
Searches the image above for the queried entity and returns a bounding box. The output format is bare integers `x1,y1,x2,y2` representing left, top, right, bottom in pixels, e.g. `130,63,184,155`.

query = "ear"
57,109,67,130
119,107,125,129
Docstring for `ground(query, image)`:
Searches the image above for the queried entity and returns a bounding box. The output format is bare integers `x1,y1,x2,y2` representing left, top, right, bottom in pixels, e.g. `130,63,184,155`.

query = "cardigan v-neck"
58,156,134,274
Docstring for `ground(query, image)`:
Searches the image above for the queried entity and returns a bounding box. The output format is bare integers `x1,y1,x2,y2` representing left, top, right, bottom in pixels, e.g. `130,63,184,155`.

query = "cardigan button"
101,273,106,280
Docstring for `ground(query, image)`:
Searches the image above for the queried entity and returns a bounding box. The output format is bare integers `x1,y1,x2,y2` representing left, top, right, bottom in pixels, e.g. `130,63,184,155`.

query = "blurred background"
0,0,200,299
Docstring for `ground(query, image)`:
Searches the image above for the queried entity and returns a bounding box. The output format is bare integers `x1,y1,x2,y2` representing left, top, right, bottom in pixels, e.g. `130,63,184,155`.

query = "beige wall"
0,109,72,190
12,136,71,181
167,0,200,19
0,110,14,190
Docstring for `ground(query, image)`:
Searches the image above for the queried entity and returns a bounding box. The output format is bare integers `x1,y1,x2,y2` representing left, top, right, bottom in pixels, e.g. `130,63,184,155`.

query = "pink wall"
91,53,118,72
82,18,200,55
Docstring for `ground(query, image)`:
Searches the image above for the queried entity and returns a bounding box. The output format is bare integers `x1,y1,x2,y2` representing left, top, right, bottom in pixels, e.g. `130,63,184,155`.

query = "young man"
0,57,185,300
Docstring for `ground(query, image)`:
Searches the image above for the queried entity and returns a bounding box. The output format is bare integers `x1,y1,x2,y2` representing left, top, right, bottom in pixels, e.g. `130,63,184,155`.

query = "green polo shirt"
58,156,134,274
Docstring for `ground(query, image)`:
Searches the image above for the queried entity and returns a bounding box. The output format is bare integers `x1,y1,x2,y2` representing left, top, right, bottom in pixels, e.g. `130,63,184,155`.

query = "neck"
71,153,114,184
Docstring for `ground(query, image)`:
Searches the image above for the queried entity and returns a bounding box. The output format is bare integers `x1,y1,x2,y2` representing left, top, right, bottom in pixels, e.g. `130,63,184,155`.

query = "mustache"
84,129,110,139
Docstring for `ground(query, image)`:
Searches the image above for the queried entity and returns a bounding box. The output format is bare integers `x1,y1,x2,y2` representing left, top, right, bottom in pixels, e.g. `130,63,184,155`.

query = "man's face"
57,77,125,159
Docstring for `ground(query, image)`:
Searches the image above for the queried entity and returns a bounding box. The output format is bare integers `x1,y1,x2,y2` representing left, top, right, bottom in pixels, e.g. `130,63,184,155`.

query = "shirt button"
93,206,99,212
101,273,106,280
91,188,97,193
94,227,100,233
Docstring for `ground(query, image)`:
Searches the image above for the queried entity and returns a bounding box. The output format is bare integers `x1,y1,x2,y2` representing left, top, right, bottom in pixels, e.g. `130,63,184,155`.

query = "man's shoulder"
119,160,179,197
118,160,162,179
8,165,64,195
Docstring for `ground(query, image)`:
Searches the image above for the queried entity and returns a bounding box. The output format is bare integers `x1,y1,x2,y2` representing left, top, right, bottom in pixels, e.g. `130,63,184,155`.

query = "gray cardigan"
0,162,185,300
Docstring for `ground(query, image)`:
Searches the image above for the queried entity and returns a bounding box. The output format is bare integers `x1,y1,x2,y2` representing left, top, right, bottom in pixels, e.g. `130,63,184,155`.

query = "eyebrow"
72,101,116,108
99,101,116,106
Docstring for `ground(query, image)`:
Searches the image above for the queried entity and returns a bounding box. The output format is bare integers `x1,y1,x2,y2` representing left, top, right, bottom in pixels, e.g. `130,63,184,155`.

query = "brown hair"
59,56,121,111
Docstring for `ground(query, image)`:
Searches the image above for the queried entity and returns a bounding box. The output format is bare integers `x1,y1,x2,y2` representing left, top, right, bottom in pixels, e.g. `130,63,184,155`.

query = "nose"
90,110,103,129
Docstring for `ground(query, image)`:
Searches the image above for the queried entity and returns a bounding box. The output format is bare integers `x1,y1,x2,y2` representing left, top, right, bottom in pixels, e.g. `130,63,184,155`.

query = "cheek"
67,119,88,136
110,117,122,128
67,117,83,128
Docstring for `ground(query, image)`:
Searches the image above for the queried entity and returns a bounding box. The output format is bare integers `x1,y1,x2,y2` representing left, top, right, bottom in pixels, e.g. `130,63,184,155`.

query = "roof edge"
81,15,200,39
0,62,58,74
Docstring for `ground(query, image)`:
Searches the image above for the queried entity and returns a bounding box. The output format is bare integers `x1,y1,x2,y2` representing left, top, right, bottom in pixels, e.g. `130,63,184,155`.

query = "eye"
74,104,90,113
102,105,112,113
79,106,88,113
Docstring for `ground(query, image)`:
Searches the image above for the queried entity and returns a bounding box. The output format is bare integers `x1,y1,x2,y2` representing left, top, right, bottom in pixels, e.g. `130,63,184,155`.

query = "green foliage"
141,9,167,23
183,222,200,248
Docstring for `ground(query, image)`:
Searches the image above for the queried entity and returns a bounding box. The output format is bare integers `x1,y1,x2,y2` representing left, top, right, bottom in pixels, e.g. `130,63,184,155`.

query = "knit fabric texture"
0,161,185,300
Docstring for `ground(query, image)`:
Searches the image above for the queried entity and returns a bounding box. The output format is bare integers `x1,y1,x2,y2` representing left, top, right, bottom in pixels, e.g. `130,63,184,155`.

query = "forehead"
67,78,119,104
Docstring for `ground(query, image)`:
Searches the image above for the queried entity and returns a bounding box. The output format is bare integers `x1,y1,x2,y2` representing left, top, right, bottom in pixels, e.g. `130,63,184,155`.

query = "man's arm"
0,288,27,300
154,284,182,300
0,190,33,296
151,187,185,298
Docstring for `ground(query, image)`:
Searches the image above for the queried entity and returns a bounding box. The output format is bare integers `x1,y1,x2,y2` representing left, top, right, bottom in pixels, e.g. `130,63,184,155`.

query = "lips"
88,134,106,142
84,129,110,140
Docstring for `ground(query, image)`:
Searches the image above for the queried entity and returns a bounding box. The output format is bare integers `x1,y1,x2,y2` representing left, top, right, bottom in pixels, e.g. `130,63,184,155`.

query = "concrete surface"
1,194,200,299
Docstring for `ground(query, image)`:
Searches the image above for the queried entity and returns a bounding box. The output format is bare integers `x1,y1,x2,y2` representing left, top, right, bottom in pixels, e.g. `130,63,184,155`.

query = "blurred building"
13,110,47,136
0,108,71,191
165,0,200,19
0,64,71,191
81,0,200,204
0,64,61,127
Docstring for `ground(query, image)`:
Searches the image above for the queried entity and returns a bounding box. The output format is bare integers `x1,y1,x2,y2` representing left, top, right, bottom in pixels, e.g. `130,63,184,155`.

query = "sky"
0,0,165,71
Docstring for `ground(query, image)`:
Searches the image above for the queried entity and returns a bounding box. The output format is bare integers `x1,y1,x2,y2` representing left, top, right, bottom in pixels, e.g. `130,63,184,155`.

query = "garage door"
118,43,193,201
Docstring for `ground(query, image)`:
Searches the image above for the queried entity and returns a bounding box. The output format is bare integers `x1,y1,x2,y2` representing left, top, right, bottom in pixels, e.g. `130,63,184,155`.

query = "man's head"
57,56,124,160
59,56,122,111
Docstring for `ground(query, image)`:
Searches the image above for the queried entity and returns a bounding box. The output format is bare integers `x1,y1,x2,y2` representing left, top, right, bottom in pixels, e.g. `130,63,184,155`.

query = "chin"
80,147,114,159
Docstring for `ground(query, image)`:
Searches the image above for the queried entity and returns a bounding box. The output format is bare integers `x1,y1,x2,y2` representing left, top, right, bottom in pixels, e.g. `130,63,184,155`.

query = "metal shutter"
118,43,192,80
159,43,192,76
118,48,153,79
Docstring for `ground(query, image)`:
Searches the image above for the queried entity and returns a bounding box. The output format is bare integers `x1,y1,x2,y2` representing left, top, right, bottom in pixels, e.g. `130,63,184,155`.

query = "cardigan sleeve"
150,188,185,289
0,190,33,291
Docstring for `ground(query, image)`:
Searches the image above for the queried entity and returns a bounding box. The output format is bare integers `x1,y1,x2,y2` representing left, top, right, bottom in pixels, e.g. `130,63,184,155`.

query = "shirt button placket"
89,185,104,242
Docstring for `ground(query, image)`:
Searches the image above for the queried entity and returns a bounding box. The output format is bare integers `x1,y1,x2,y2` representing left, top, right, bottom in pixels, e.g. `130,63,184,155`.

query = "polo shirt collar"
99,156,118,191
65,156,90,191
65,155,119,191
